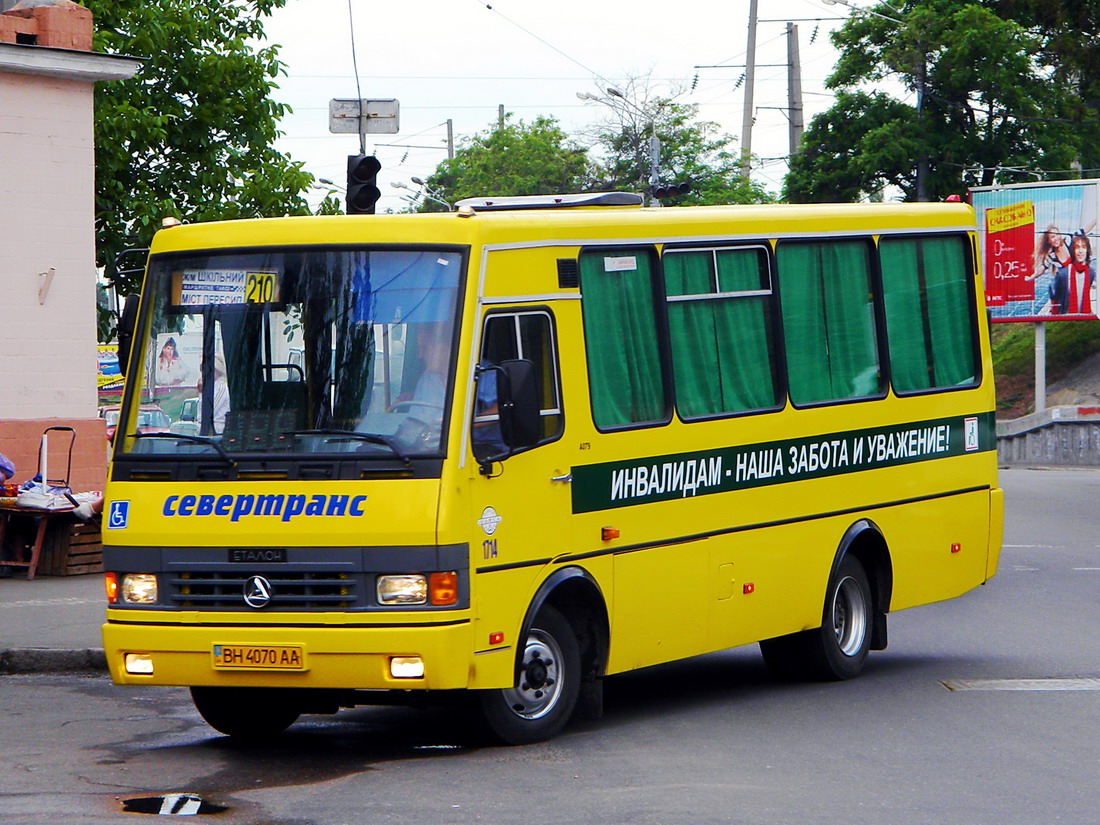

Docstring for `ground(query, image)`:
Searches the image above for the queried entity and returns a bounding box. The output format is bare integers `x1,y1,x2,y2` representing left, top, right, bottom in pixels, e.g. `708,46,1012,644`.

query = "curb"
0,648,107,674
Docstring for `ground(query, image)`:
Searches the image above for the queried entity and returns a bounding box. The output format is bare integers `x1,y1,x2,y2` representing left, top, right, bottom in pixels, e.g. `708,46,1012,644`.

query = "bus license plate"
212,644,305,671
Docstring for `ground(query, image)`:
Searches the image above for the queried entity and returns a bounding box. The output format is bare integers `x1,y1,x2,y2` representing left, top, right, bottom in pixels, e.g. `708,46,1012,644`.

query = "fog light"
121,573,158,604
124,653,154,675
377,574,427,605
390,656,425,679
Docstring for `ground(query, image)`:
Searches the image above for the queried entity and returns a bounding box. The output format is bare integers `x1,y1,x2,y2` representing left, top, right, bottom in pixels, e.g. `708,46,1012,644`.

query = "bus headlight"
377,574,428,605
121,573,158,604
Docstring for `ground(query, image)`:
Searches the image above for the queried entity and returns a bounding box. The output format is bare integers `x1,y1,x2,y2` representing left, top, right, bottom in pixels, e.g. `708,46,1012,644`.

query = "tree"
88,0,313,306
583,78,774,205
424,115,593,208
786,1,1079,202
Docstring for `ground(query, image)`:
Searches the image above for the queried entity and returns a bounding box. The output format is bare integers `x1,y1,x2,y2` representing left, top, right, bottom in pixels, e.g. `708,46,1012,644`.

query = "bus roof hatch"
453,192,643,211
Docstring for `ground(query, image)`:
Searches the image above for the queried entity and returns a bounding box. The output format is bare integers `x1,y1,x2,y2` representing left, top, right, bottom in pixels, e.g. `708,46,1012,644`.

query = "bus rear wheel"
760,555,872,681
478,605,580,745
190,686,301,740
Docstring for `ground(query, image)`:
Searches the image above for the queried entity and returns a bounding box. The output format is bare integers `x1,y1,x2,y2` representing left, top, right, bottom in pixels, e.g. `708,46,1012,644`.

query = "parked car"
169,397,199,437
99,405,171,442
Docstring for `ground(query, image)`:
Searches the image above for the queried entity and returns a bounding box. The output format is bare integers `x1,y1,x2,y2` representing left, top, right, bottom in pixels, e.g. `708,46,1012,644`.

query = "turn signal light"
601,526,620,541
105,572,119,604
429,571,458,606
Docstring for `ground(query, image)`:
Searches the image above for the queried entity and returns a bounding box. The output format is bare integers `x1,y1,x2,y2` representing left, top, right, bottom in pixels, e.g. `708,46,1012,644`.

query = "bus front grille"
168,572,358,610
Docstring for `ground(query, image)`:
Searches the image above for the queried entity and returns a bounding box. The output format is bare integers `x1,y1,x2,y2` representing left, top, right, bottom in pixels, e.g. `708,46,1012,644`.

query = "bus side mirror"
474,359,540,474
498,359,541,450
116,294,140,376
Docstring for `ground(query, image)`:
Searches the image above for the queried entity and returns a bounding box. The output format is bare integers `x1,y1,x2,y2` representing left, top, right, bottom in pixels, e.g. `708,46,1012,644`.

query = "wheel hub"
502,629,563,720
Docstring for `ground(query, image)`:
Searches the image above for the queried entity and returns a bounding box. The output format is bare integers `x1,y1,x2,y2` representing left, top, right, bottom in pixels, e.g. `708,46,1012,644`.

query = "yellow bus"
102,193,1002,744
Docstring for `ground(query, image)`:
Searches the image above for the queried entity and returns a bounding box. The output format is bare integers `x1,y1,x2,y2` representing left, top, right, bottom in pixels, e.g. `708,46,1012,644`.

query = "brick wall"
0,1,92,50
0,417,106,493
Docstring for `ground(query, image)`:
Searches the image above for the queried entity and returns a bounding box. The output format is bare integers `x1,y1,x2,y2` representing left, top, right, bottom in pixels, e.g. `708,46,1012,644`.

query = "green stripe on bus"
570,412,995,514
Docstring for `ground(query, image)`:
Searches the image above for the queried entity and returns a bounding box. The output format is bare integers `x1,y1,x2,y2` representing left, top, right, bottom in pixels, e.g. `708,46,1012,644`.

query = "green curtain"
778,241,880,404
923,237,976,386
665,249,778,417
881,236,975,392
580,250,668,428
879,239,929,392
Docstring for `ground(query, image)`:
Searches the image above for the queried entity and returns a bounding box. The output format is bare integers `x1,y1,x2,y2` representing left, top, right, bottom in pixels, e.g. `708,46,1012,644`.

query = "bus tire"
804,554,872,680
190,686,301,740
759,555,872,681
478,605,580,745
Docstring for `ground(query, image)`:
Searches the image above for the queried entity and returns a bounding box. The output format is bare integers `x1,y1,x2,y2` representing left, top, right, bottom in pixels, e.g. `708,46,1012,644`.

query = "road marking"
1072,567,1100,571
941,678,1100,691
0,597,100,608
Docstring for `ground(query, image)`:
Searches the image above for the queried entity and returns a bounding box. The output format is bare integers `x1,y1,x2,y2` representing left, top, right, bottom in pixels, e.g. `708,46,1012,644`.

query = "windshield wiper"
130,432,237,466
288,429,410,465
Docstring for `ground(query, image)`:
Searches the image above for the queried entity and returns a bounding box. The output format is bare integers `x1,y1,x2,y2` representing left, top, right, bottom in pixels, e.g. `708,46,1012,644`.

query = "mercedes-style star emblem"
243,575,273,609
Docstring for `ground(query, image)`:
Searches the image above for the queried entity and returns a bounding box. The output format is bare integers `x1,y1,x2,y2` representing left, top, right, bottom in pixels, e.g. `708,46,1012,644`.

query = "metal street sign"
328,98,400,135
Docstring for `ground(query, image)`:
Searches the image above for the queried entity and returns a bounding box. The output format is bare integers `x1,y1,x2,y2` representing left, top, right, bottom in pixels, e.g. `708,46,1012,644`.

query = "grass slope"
992,322,1100,418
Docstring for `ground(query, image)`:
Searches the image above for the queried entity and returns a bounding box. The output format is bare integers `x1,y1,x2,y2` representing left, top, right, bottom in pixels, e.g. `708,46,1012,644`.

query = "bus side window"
879,234,978,393
473,311,563,461
776,239,883,405
578,247,670,429
663,245,782,418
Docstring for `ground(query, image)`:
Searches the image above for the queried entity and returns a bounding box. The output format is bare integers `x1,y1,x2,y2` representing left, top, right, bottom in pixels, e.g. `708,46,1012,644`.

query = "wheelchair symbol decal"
108,501,130,529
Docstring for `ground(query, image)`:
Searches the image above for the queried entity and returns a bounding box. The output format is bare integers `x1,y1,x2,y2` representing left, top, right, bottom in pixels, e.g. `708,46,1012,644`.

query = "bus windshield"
119,246,464,459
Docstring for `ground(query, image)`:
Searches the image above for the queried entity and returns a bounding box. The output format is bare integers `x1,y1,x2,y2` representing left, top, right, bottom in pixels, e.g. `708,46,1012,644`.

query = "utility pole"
446,118,454,160
786,22,805,157
740,0,759,180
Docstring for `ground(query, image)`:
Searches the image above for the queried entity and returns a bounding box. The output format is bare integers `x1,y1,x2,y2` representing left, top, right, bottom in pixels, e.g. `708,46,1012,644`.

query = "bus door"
466,309,571,651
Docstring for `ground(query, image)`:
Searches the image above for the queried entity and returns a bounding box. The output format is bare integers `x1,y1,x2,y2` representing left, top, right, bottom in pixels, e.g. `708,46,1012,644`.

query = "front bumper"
102,614,473,690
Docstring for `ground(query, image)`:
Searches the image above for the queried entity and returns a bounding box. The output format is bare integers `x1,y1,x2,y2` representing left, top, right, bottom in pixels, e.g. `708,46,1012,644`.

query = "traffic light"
650,180,692,201
346,154,382,214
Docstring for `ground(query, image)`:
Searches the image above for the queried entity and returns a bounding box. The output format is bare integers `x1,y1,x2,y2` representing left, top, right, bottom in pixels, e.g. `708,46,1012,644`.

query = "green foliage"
88,0,313,309
425,115,593,208
995,322,1100,378
425,80,775,209
786,1,1081,202
587,87,774,205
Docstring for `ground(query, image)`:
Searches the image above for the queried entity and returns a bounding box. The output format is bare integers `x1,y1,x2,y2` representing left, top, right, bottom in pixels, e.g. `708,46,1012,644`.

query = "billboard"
97,345,123,396
971,179,1100,323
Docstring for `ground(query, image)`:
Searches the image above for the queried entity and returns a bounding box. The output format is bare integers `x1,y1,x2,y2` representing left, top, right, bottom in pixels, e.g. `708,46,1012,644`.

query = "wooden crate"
38,520,103,576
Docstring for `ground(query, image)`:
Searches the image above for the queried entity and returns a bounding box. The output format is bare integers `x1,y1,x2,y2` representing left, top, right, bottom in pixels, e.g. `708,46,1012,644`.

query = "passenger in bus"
195,358,231,435
392,329,449,449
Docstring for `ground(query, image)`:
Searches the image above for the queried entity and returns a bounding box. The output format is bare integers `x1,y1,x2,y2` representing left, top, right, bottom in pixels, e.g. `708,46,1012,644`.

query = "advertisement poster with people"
154,331,200,389
972,179,1100,323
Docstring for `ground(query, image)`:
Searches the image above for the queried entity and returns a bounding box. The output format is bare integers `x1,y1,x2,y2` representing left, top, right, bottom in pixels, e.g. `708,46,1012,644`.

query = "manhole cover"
122,794,228,816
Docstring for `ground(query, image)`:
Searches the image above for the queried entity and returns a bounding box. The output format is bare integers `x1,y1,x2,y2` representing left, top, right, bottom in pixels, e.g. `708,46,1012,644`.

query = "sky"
260,0,877,212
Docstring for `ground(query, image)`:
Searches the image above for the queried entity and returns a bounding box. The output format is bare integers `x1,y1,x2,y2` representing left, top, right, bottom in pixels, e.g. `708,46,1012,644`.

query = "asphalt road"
2,466,1099,825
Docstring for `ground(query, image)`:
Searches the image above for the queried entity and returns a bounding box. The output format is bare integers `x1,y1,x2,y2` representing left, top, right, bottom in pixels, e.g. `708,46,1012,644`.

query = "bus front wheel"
760,555,872,681
478,605,580,745
190,686,301,740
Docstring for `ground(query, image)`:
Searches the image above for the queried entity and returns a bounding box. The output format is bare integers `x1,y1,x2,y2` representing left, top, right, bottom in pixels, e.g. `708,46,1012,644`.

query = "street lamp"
314,177,346,194
393,179,451,211
822,0,928,200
